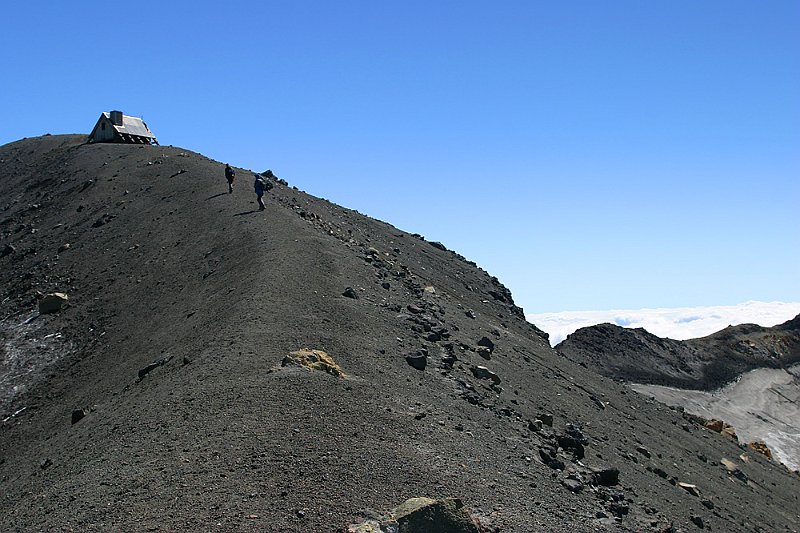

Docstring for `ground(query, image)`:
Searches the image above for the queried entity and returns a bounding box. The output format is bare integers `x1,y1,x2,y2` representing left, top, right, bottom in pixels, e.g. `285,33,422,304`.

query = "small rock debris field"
1,135,798,532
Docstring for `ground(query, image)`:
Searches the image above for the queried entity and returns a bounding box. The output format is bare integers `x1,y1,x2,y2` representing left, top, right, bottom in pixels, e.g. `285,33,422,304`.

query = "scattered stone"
282,349,346,377
558,434,585,460
590,467,619,486
39,292,68,314
40,458,52,470
429,241,447,251
374,497,483,533
58,243,70,253
1,244,16,257
348,521,382,533
720,423,737,440
609,501,629,517
426,331,442,342
477,336,495,353
91,213,117,228
689,514,704,529
701,499,714,510
720,458,748,483
423,285,436,294
488,290,507,303
470,365,501,385
636,446,651,458
563,478,584,493
465,310,476,319
591,396,606,410
647,466,669,479
382,282,391,290
405,352,427,371
476,346,492,360
342,287,359,299
748,441,772,460
704,419,724,432
71,408,87,425
564,423,587,443
406,304,424,314
183,356,192,365
539,448,565,470
367,247,380,256
138,354,174,379
677,482,701,497
538,413,554,427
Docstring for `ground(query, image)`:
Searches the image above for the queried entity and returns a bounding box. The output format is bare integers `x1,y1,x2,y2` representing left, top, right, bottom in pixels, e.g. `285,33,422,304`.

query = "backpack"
255,177,271,193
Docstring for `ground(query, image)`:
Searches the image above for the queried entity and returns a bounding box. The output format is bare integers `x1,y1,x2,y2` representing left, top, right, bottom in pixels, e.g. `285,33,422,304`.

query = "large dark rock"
39,292,68,314
406,352,427,371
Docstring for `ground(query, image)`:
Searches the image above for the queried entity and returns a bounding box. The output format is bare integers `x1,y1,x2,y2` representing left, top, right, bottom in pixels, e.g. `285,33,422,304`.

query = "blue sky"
2,1,798,317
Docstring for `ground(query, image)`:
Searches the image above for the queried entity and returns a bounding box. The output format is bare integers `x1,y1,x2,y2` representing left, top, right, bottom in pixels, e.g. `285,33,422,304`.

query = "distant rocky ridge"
555,315,800,390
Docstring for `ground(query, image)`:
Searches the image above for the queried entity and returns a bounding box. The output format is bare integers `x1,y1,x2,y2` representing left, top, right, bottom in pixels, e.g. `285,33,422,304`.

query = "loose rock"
591,467,619,486
39,292,68,314
748,440,773,460
138,354,174,379
71,408,87,425
563,478,584,493
470,365,500,385
678,482,701,497
406,352,427,371
538,413,554,427
342,287,359,299
283,349,346,377
349,497,483,533
477,337,495,353
690,514,704,529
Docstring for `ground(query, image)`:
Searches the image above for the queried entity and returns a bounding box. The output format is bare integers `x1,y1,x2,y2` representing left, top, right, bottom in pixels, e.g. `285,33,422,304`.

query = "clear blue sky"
2,1,798,314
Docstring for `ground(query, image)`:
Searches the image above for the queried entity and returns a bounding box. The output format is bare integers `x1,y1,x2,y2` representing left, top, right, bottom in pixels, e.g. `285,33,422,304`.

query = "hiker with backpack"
254,173,272,210
224,164,236,193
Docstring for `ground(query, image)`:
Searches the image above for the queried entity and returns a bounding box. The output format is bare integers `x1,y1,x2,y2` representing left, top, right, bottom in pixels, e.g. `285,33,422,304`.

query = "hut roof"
102,112,156,139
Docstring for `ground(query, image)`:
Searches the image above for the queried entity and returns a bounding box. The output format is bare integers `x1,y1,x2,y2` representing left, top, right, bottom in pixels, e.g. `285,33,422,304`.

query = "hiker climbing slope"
253,173,272,211
225,163,236,193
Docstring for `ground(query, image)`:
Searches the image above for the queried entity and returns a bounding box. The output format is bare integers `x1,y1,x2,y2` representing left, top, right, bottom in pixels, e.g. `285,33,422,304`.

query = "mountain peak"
2,135,798,532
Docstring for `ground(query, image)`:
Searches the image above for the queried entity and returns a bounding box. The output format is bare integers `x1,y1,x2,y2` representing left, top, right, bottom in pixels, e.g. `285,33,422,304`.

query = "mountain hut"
89,111,158,145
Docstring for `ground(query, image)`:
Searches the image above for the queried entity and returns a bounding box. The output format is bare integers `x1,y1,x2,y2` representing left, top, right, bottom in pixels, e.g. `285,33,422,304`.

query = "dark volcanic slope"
2,136,799,532
556,317,800,390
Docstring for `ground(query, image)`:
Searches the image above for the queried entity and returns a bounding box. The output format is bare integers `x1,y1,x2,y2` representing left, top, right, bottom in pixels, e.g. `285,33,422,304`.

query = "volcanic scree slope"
1,135,799,532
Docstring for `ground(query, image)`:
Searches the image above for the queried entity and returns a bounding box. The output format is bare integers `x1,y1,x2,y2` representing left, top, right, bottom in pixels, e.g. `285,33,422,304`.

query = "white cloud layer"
527,301,800,346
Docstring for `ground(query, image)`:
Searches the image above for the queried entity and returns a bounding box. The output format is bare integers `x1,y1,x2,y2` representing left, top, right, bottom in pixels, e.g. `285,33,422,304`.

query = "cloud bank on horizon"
528,301,800,346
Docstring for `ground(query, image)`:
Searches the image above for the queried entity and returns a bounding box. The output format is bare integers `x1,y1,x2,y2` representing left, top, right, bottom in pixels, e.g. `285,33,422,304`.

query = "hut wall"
91,116,117,143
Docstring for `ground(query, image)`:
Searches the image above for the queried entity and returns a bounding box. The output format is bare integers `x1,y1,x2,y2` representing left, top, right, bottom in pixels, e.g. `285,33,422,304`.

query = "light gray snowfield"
632,365,800,471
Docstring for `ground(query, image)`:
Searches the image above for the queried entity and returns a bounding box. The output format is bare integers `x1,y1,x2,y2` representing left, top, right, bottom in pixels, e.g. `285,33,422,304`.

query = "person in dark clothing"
254,174,269,210
225,164,236,193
